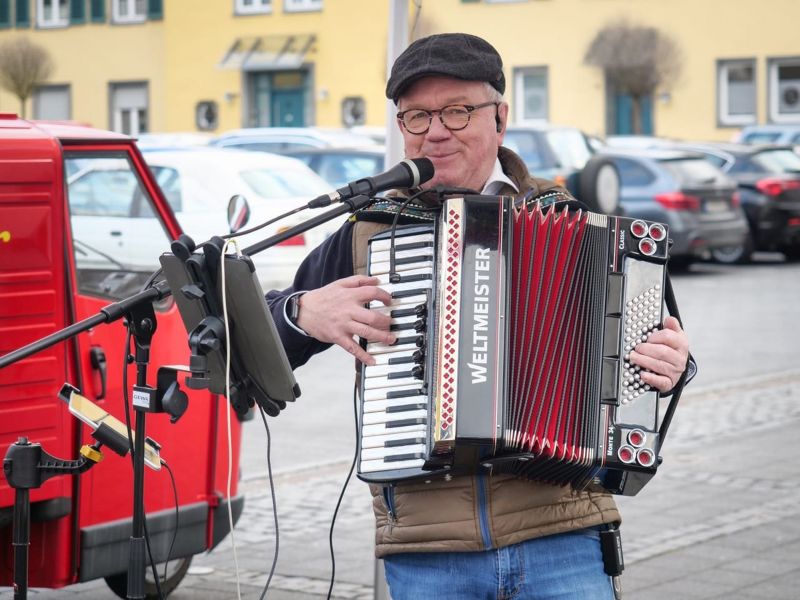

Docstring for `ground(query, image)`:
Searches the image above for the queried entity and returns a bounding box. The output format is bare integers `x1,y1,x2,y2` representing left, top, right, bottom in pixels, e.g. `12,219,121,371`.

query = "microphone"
308,158,435,208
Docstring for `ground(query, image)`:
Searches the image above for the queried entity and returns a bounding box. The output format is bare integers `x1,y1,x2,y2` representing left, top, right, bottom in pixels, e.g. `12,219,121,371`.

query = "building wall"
0,8,164,130
0,0,797,140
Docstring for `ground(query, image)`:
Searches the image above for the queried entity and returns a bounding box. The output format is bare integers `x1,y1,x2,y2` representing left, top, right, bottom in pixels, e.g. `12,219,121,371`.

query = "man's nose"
425,114,451,138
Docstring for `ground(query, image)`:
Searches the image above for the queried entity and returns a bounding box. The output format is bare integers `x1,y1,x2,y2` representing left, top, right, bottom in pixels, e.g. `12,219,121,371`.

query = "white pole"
374,5,409,599
384,0,409,168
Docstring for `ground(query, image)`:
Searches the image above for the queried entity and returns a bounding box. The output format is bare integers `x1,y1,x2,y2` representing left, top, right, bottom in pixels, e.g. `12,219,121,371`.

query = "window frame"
36,0,69,28
235,0,272,15
768,56,800,124
716,58,757,128
513,66,549,125
111,0,146,24
283,0,322,12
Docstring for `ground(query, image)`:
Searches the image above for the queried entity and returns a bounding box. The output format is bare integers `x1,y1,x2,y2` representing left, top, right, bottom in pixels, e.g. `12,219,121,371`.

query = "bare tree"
0,37,54,118
585,21,682,134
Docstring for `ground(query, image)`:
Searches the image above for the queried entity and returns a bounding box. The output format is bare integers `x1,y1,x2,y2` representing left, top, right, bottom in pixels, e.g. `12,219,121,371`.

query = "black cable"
161,459,180,586
326,380,361,600
258,406,280,600
388,189,431,283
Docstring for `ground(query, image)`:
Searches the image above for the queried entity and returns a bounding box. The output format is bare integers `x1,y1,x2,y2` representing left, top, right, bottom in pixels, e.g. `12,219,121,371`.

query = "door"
271,88,305,127
613,93,653,135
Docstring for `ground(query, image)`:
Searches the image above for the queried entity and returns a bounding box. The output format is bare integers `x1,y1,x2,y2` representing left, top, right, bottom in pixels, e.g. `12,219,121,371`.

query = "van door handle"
110,231,122,237
89,347,107,400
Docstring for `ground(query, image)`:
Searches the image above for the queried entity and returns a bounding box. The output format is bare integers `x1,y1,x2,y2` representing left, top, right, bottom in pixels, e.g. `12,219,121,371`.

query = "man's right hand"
295,275,395,365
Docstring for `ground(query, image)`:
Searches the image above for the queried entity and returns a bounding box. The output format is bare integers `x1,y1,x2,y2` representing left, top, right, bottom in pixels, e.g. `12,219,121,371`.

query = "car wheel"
668,256,694,273
105,556,192,599
783,245,800,262
578,156,621,215
711,232,753,264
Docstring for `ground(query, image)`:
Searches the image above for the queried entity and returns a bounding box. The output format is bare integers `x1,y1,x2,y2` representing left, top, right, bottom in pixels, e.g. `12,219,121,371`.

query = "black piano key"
385,452,426,462
387,355,415,365
386,417,427,428
393,254,433,266
390,307,419,318
387,370,415,379
393,241,434,252
392,288,429,299
390,322,417,332
393,335,422,346
386,403,427,413
386,388,425,399
392,273,433,284
384,437,426,448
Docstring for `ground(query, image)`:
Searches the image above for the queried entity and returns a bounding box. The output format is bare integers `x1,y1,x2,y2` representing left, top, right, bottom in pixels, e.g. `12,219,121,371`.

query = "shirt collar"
481,157,519,195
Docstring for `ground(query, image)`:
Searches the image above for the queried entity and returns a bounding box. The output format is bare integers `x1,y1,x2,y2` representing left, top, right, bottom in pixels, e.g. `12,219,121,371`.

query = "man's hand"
629,316,690,392
296,275,395,365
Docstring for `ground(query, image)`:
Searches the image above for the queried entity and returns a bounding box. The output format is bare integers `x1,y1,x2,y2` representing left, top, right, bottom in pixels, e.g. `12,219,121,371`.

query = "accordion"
357,195,682,496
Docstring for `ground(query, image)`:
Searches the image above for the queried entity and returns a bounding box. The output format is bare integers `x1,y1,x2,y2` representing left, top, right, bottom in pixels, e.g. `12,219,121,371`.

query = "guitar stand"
3,437,105,600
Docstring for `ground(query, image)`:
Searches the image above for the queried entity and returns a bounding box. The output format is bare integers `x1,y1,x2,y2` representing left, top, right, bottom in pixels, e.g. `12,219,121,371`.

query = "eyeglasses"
396,101,500,135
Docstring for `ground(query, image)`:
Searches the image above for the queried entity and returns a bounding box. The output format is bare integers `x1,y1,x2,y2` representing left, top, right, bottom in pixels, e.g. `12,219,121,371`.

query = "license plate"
704,200,729,213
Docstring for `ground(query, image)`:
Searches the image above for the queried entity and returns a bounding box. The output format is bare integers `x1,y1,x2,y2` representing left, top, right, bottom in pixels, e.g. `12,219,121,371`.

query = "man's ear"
496,102,509,136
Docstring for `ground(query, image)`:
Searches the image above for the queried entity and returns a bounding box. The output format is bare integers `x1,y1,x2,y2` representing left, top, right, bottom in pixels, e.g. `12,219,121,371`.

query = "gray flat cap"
386,33,505,103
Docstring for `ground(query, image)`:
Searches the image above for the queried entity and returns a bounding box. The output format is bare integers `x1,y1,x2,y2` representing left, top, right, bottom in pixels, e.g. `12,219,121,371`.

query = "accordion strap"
657,273,692,452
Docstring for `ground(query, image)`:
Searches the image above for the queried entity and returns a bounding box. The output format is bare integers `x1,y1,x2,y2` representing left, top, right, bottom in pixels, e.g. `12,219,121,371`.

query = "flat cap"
386,33,505,103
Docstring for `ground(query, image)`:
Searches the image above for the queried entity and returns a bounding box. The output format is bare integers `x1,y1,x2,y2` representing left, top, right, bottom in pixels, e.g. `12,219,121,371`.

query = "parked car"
209,127,378,154
286,146,386,189
68,147,341,291
598,147,750,269
504,124,621,214
735,124,800,146
663,142,800,262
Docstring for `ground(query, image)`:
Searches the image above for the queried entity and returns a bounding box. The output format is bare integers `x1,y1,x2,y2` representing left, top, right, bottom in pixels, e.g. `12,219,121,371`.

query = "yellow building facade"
0,0,797,141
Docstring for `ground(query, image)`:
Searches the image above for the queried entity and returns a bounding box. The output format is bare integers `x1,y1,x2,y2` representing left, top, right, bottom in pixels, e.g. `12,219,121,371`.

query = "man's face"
397,76,508,192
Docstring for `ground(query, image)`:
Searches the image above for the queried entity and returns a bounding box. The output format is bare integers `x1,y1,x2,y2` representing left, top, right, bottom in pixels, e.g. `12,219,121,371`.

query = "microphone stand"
243,195,374,257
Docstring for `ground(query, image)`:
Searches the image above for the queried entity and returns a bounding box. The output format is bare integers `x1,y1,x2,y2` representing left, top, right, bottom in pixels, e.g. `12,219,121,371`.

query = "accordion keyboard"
359,227,436,478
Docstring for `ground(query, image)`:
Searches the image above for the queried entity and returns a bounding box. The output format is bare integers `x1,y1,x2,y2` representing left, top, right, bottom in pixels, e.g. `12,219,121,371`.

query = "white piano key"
364,375,421,390
364,362,415,378
366,340,420,355
362,395,428,413
359,457,426,473
370,233,434,252
360,428,428,448
370,258,433,276
362,422,427,437
370,294,427,309
378,279,433,294
360,444,427,461
362,408,427,426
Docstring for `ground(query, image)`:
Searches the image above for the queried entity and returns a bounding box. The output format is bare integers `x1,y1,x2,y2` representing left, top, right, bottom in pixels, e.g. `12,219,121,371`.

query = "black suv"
504,124,621,214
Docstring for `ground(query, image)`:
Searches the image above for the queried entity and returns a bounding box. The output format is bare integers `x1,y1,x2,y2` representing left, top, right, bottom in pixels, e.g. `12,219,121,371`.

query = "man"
267,33,691,599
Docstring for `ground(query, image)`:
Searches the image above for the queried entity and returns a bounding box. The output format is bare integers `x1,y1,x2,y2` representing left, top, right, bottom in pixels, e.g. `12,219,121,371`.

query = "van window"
65,152,170,299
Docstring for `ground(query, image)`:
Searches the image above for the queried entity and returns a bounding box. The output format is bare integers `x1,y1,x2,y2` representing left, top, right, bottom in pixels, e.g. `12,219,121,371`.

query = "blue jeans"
383,528,615,600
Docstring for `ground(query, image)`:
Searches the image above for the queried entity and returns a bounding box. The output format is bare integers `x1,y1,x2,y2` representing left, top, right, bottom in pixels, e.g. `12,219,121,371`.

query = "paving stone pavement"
3,369,799,599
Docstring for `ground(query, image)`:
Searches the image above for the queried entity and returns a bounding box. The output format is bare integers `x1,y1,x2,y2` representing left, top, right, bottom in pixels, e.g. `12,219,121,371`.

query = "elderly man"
267,33,691,600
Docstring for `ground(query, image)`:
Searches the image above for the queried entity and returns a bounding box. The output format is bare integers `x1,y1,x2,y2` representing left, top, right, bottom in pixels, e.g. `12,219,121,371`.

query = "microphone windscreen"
410,158,435,186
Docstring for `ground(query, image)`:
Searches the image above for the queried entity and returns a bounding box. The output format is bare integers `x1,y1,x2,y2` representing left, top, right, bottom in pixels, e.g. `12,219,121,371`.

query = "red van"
0,115,243,597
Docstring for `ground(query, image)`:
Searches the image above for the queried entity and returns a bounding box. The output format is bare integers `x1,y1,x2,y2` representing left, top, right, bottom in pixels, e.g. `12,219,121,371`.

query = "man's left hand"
628,316,689,392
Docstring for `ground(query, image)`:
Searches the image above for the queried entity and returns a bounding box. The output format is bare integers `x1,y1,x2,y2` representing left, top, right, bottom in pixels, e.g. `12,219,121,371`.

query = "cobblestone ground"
4,369,800,599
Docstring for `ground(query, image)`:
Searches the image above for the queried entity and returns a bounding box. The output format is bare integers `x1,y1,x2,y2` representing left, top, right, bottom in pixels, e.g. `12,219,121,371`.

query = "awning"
218,34,317,70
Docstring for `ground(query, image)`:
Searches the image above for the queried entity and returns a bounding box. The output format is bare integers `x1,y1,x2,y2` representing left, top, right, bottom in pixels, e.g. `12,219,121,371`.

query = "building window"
769,57,800,123
235,0,271,15
284,0,322,12
513,66,548,124
33,84,70,119
112,0,146,23
37,0,68,27
717,59,756,127
110,82,148,136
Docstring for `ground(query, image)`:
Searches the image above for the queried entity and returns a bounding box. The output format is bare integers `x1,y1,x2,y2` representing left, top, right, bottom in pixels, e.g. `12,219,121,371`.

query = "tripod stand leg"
12,487,30,600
